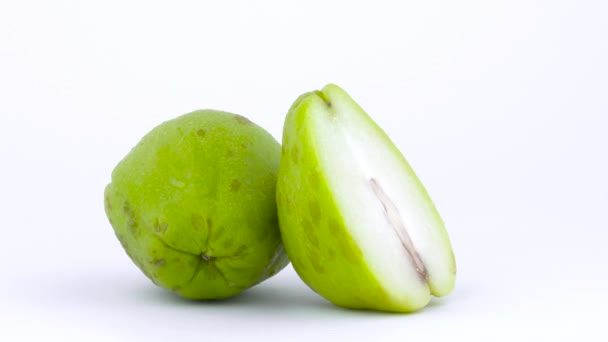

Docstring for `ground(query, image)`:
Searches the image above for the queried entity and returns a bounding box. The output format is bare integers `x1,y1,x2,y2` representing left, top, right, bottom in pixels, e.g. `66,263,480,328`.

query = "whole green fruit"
104,110,289,299
277,84,456,312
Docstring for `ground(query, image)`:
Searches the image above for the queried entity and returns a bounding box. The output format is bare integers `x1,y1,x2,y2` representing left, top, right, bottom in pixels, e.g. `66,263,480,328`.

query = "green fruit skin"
277,93,406,312
105,110,289,299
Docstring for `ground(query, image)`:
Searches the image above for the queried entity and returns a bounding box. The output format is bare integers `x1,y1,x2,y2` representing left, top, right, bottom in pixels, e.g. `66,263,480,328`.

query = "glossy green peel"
277,84,456,312
105,110,289,299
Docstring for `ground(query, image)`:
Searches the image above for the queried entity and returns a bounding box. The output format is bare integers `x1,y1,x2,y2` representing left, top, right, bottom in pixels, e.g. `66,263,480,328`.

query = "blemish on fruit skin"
206,218,213,229
123,201,140,234
309,200,321,224
128,216,139,232
196,129,206,138
328,247,336,259
308,172,320,189
152,258,165,266
301,219,319,248
223,238,235,249
104,195,112,211
306,243,320,261
191,214,206,230
328,219,341,237
226,149,234,157
310,259,325,273
291,146,300,164
234,244,248,256
123,201,133,215
230,179,241,192
338,239,362,265
124,203,141,235
153,218,168,234
234,114,252,125
307,232,320,248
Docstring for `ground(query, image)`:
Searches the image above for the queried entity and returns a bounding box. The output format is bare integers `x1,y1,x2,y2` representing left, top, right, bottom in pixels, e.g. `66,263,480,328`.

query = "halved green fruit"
105,110,289,299
276,84,456,312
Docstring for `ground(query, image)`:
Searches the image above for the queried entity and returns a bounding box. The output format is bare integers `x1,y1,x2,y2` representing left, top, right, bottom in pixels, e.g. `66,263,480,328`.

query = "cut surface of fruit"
277,84,456,312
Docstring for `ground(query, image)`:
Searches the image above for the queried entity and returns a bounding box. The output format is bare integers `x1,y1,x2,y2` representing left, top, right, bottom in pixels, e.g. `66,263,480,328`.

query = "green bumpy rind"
104,110,289,299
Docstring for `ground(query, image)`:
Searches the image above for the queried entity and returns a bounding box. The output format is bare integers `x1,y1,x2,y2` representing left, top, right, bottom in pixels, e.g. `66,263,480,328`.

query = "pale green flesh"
277,85,456,312
105,110,289,299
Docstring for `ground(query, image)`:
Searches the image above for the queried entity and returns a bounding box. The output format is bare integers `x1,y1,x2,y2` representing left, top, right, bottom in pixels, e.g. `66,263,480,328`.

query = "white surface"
1,1,607,341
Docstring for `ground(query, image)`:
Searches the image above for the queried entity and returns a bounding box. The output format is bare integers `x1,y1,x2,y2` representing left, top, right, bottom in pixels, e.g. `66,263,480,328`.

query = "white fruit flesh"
308,85,455,310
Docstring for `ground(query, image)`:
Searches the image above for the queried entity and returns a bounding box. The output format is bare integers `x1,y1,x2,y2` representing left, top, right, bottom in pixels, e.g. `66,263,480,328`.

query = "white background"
1,1,607,341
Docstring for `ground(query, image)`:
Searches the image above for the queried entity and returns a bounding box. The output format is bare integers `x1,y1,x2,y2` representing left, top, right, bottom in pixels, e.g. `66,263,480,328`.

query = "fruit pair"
104,84,456,312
